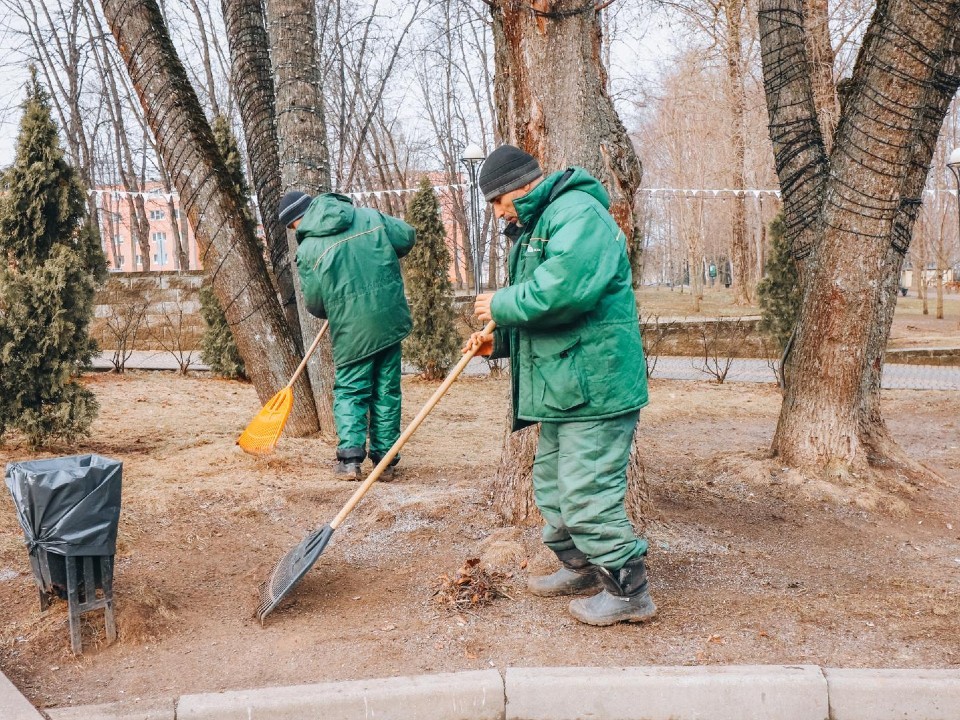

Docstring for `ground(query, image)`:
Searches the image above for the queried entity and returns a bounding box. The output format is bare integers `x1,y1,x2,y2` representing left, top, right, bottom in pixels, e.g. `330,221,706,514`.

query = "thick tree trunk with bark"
802,0,839,152
760,0,960,477
264,0,336,438
490,0,642,244
221,0,302,349
489,0,648,526
100,0,320,436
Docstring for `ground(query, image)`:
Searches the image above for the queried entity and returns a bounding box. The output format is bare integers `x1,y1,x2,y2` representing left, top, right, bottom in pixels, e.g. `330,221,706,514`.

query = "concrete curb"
504,665,828,720
825,668,960,720
44,698,176,720
0,669,46,720
176,669,503,720
9,665,960,720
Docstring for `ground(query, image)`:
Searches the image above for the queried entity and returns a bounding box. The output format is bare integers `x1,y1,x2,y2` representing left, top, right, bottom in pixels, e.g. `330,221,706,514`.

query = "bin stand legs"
64,555,117,655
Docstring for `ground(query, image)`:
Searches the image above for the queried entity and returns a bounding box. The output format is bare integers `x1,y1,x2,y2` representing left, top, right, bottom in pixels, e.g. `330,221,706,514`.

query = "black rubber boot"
568,555,657,626
336,448,365,480
369,453,399,482
527,547,602,597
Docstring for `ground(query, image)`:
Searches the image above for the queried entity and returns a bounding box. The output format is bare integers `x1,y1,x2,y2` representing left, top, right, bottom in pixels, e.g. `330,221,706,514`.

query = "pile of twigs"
433,558,510,611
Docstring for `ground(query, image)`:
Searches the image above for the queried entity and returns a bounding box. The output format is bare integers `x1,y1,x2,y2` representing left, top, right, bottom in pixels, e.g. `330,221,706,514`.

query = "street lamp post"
460,143,486,296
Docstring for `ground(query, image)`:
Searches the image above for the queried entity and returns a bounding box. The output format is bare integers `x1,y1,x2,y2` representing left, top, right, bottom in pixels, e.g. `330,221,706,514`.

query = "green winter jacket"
295,193,416,367
490,168,648,430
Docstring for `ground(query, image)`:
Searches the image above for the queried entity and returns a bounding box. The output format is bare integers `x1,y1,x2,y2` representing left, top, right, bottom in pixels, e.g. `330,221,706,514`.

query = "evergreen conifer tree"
402,177,460,380
757,213,801,351
199,116,247,379
0,71,106,445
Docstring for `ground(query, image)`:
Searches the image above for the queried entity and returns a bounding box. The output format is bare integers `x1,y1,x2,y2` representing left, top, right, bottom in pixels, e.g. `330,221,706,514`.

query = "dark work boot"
369,453,399,482
335,460,362,479
335,448,365,480
568,555,657,626
527,547,602,598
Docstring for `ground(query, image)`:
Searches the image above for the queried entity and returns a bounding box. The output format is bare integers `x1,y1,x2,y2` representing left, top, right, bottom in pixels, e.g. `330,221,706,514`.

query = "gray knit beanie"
278,190,312,228
478,145,542,201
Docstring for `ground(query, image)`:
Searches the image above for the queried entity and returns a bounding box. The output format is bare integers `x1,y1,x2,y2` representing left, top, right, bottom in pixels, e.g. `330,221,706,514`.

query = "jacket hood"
513,167,610,227
301,193,356,236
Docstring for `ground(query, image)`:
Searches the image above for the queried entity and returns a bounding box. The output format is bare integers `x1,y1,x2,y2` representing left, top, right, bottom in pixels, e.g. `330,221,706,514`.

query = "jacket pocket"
532,336,589,412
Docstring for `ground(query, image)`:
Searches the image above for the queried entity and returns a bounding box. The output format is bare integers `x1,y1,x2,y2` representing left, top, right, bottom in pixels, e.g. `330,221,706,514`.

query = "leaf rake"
256,320,496,622
237,321,329,456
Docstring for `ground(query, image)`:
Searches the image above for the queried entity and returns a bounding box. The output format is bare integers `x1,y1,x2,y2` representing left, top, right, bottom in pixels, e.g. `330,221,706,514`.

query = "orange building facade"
93,178,482,287
94,183,200,272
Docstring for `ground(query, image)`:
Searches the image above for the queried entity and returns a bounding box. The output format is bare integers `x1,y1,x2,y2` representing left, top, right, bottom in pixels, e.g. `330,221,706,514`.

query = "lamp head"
461,143,485,163
949,147,960,169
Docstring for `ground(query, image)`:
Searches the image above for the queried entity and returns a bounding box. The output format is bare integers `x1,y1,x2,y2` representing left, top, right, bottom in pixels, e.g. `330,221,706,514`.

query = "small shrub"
403,177,460,380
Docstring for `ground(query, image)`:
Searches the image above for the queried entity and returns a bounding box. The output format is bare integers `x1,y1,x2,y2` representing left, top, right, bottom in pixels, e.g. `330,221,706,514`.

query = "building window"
117,255,124,267
153,232,168,266
149,209,165,220
135,255,142,266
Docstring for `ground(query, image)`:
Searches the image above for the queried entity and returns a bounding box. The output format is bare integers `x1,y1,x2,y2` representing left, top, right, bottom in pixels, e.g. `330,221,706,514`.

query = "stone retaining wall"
92,271,205,352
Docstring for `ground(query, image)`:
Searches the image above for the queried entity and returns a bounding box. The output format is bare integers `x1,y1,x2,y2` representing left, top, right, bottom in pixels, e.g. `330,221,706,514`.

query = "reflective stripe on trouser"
332,342,403,459
533,410,646,570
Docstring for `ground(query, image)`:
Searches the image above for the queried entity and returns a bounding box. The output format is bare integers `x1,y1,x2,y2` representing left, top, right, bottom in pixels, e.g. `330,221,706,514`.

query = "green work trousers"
533,410,647,570
333,342,402,463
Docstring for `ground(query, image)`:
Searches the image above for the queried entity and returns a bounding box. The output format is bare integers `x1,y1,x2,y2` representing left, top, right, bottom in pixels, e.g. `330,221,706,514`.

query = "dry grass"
433,558,511,611
115,583,178,644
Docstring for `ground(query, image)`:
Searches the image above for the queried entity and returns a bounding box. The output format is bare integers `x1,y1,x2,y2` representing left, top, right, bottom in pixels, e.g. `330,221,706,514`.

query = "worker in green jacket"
464,145,654,626
279,190,416,481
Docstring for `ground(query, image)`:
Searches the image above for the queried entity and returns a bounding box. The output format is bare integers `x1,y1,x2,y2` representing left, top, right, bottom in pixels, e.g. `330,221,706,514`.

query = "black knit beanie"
478,145,542,201
278,190,312,228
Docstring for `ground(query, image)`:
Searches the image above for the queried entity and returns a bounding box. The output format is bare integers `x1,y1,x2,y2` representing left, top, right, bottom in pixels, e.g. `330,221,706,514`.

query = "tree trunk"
221,0,303,348
723,0,751,305
99,0,320,436
761,0,960,477
491,0,642,245
489,0,648,525
802,0,839,152
264,0,336,438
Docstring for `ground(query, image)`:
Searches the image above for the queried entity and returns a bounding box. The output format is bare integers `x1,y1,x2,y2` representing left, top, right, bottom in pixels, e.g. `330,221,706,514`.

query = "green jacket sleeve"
490,326,510,359
295,254,327,319
380,213,416,259
490,205,619,328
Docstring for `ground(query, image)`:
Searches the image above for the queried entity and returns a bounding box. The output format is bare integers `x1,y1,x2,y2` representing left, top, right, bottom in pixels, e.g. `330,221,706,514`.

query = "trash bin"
4,454,122,653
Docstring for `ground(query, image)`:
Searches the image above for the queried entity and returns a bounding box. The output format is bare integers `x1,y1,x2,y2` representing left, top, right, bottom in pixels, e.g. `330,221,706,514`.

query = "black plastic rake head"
256,523,334,623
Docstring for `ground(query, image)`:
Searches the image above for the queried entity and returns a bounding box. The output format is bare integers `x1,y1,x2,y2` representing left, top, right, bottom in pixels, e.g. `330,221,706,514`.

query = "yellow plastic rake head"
236,322,328,457
237,387,294,455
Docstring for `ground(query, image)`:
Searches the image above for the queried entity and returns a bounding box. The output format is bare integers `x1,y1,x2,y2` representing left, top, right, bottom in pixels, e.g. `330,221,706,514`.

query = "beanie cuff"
279,194,312,227
482,166,543,201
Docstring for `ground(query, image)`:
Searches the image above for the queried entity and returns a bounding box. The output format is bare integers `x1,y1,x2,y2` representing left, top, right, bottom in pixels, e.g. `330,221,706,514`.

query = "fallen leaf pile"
433,558,509,611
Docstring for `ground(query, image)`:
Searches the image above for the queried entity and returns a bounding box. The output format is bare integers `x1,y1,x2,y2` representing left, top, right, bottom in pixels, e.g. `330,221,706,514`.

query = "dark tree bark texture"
489,0,648,526
100,0,320,436
759,0,960,478
221,0,303,350
264,0,337,438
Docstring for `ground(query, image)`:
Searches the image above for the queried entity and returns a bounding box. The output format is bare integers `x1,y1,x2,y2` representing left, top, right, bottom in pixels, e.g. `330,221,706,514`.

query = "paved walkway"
92,351,960,391
653,356,960,391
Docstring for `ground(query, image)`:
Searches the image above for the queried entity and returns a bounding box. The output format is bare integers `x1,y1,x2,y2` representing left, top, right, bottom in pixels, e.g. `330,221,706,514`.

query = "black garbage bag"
4,454,122,596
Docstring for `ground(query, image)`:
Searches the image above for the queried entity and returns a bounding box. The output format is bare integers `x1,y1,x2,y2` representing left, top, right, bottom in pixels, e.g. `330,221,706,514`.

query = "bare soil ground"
1,371,959,712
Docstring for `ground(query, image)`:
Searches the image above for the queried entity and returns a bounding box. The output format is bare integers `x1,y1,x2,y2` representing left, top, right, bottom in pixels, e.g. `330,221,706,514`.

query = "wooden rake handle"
330,320,497,529
286,321,329,389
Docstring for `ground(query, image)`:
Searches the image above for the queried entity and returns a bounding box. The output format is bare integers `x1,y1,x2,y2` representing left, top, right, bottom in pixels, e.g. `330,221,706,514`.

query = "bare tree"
99,0,321,435
264,0,336,437
486,0,646,525
759,0,960,478
221,0,300,339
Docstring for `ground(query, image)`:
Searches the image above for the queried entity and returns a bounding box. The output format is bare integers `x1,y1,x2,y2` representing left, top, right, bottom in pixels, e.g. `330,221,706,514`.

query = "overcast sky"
0,3,678,170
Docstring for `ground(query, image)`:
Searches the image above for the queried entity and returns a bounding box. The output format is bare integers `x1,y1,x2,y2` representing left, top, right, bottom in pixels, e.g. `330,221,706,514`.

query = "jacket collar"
512,168,576,228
